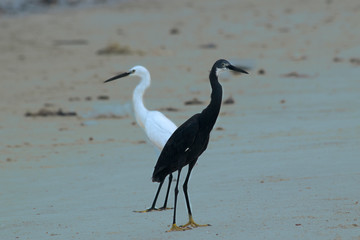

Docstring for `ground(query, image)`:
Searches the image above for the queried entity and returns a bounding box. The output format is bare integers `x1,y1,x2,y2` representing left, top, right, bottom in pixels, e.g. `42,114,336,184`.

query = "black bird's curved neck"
200,67,223,130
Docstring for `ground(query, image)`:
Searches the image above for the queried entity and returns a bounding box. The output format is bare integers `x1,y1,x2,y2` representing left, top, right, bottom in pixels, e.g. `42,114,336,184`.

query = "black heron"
152,59,248,231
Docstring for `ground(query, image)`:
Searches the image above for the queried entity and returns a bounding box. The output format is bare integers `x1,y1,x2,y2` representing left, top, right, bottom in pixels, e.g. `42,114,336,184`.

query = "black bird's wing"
152,114,200,182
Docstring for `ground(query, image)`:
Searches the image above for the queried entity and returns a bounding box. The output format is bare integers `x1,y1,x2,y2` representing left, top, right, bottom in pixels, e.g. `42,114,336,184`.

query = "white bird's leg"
159,173,173,210
133,180,164,213
181,161,211,228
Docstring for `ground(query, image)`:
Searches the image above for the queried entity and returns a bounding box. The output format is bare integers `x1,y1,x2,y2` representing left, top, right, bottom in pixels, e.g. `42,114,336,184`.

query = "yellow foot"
166,224,192,232
133,207,161,213
180,215,211,228
158,206,173,211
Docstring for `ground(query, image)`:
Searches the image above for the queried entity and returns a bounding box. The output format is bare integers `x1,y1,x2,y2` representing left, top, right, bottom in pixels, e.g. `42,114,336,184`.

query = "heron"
152,59,248,232
104,65,177,212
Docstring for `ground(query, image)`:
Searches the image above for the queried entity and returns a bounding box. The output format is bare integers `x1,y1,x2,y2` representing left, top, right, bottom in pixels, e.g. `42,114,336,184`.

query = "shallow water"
0,0,126,15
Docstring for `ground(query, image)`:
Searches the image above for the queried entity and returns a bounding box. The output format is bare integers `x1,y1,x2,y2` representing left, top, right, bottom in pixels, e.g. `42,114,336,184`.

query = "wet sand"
1,0,360,239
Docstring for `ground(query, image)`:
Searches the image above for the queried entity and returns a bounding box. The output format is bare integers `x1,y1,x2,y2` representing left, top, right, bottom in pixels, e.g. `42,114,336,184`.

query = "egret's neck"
132,74,150,128
201,69,223,129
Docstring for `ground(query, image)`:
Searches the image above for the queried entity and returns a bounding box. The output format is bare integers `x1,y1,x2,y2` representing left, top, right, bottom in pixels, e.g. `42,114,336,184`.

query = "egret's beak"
104,70,134,83
228,64,249,74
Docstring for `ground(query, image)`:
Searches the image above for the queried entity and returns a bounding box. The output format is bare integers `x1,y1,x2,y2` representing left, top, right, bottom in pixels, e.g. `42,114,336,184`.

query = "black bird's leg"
159,173,173,210
181,161,211,228
167,169,190,232
133,180,164,213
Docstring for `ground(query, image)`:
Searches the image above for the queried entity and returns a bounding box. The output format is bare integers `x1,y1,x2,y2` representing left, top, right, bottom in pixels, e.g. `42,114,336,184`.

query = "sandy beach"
1,0,360,239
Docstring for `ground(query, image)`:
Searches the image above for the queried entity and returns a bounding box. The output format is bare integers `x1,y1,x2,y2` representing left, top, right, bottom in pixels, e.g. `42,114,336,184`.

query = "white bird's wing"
144,111,177,150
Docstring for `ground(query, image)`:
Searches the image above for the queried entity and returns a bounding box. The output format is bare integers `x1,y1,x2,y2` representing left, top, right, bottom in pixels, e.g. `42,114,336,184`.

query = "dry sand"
1,0,360,239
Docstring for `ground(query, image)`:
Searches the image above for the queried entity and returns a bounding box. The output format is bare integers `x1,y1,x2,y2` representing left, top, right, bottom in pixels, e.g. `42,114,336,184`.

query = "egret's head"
130,66,149,77
104,65,149,83
214,59,249,77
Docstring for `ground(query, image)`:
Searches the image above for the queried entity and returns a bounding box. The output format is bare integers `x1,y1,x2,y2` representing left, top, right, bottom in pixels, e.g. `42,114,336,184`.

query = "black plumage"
152,59,248,232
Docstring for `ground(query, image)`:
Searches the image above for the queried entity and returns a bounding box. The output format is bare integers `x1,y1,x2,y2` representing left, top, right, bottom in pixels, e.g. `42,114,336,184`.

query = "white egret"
105,66,177,212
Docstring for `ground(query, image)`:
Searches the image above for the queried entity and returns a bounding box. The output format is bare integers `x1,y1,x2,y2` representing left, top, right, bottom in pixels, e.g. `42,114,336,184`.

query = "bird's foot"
133,207,161,213
180,215,211,228
166,224,192,232
158,206,173,211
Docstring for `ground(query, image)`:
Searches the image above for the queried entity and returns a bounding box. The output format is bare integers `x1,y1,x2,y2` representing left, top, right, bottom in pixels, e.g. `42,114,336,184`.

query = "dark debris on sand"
223,96,235,105
25,108,77,117
184,98,204,105
97,43,144,56
281,72,310,78
159,107,179,112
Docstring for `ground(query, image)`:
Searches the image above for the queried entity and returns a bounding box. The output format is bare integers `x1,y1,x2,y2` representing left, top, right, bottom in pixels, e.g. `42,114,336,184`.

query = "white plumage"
104,65,177,212
129,66,177,149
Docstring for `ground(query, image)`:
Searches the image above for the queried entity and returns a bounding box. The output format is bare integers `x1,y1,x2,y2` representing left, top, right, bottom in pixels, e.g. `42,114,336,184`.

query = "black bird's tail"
152,166,169,183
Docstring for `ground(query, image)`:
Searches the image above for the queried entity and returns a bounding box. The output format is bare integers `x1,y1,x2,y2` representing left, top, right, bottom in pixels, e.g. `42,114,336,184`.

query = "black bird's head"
104,66,149,83
213,59,249,77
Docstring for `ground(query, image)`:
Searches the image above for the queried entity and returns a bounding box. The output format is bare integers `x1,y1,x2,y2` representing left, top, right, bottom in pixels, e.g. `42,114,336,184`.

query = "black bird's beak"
104,70,133,83
228,64,249,74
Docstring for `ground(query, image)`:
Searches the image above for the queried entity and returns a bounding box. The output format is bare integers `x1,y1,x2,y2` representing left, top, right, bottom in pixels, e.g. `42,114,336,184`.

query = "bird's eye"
131,69,136,73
